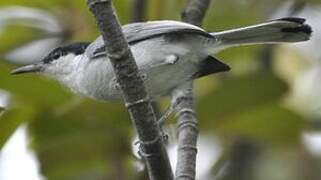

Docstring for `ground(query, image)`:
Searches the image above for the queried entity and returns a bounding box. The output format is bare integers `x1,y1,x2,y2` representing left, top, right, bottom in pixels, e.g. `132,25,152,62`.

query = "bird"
11,17,311,107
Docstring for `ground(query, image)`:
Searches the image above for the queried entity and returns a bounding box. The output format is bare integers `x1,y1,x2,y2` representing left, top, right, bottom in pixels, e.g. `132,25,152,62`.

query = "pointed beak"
11,63,44,75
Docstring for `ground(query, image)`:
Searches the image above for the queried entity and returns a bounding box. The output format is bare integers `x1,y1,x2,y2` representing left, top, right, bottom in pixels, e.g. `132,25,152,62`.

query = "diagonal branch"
87,1,173,180
174,0,211,180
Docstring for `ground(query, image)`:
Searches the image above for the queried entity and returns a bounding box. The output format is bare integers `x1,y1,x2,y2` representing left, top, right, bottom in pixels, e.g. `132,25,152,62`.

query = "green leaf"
0,101,36,148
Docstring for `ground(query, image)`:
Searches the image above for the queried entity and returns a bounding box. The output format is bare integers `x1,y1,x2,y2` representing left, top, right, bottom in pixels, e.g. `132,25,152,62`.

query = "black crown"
43,42,90,64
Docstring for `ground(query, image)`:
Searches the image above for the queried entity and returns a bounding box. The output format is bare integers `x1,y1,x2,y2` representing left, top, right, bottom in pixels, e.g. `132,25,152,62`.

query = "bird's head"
11,42,90,77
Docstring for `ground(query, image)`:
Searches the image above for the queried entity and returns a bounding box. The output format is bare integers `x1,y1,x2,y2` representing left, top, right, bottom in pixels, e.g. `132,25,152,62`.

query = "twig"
87,1,173,180
175,0,210,180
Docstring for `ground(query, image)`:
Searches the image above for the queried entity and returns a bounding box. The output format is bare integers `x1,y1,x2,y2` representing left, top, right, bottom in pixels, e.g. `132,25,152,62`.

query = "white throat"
45,54,86,92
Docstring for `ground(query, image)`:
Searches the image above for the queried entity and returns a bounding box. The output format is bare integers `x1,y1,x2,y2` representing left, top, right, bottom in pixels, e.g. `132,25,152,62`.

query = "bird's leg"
157,106,172,145
157,101,178,127
156,98,183,145
156,54,180,126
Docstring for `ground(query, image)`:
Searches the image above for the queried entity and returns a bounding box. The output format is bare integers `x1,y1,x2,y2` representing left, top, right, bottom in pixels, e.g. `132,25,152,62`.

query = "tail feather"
210,17,312,51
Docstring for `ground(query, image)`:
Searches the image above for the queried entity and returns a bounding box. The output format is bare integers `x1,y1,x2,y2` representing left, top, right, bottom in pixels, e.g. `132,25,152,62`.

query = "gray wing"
85,20,212,59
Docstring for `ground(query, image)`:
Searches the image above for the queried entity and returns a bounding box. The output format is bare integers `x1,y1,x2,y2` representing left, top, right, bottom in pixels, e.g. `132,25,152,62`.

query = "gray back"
86,20,212,59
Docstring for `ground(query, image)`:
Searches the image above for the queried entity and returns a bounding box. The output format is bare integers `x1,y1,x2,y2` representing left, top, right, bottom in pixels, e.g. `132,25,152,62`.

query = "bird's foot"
134,134,165,159
135,140,153,159
157,104,175,145
156,99,183,144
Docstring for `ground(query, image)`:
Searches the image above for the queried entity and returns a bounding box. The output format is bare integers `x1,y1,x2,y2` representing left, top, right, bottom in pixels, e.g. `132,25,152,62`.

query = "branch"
87,1,173,180
129,0,162,125
172,82,198,180
175,0,210,180
218,139,259,180
181,0,211,26
131,0,147,22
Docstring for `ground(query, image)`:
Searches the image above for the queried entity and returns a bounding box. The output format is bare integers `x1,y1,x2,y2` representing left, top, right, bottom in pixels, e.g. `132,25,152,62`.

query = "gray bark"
175,0,211,180
131,0,147,22
87,1,173,180
217,139,259,180
130,0,163,128
173,82,198,180
181,0,211,27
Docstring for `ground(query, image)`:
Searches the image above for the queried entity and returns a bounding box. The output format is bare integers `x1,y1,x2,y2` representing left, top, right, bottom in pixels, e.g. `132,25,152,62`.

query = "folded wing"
86,20,212,59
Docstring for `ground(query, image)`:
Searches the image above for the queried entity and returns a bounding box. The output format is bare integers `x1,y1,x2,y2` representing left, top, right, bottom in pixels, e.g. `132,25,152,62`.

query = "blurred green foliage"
0,0,320,179
29,100,133,179
197,71,304,145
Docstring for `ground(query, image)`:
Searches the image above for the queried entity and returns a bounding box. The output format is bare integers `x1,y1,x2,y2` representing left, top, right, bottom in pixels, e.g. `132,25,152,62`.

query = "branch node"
178,145,198,153
177,120,198,132
175,174,195,180
125,97,150,108
175,108,196,118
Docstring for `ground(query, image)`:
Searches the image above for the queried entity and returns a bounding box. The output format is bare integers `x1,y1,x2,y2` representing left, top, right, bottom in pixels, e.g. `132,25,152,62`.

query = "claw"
162,133,169,145
135,140,153,159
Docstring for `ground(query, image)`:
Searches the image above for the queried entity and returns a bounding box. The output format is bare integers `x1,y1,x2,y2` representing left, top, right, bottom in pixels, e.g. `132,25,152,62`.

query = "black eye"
53,53,60,59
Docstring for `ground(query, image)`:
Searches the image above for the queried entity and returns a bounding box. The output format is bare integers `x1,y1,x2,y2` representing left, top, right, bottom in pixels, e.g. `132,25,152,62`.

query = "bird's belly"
89,60,198,101
103,59,200,101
